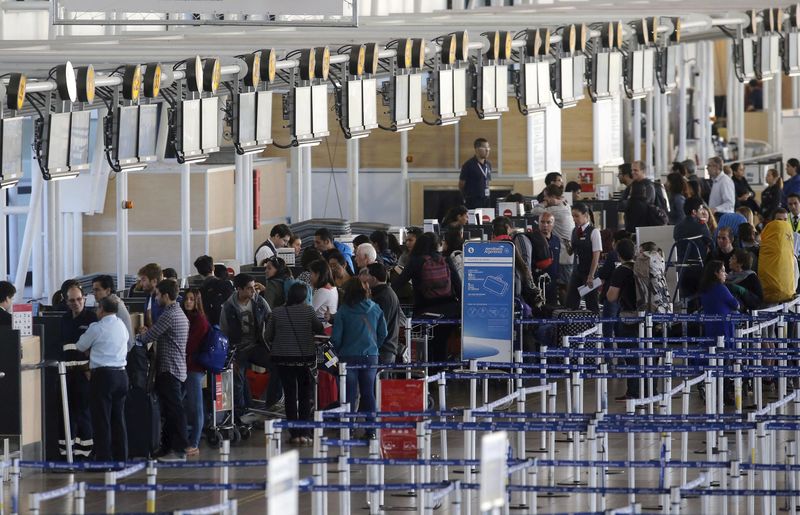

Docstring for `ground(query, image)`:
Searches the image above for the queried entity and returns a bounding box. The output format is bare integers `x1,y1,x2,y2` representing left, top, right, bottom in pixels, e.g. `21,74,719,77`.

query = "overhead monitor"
311,84,329,139
592,51,622,100
46,112,72,176
657,45,678,93
552,55,584,109
180,98,203,159
237,91,257,148
255,90,273,145
738,37,756,81
201,96,220,154
0,117,24,189
758,34,780,80
519,60,551,113
392,73,422,131
116,105,139,166
785,31,800,76
138,103,159,162
68,110,92,172
292,85,314,142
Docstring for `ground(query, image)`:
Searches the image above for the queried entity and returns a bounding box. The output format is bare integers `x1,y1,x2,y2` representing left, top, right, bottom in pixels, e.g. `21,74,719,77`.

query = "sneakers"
184,447,200,457
158,451,187,462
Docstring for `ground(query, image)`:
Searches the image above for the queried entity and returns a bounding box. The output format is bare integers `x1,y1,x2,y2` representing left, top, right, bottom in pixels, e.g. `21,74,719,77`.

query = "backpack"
631,249,671,313
200,278,233,326
653,181,669,212
419,254,453,300
645,203,669,226
513,230,553,271
196,325,229,372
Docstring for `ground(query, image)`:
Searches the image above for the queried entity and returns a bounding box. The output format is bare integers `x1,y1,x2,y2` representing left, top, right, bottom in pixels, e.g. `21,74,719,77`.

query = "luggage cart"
206,365,251,446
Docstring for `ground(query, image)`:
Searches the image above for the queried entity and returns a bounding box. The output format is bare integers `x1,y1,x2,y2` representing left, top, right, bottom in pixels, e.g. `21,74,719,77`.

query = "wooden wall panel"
561,97,593,162
208,169,235,230
82,235,116,276
407,121,457,170
209,232,236,262
127,175,181,231
252,159,289,245
500,106,527,174
744,111,769,142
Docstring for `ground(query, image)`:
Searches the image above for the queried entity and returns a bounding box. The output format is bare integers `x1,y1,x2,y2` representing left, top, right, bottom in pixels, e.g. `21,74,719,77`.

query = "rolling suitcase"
553,308,597,363
317,369,339,410
126,386,161,458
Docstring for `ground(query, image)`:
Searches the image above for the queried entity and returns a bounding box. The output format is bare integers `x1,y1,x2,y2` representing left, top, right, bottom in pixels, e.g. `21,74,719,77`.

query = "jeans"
342,355,378,436
155,372,189,454
89,368,128,462
276,365,314,438
183,371,205,448
602,301,619,338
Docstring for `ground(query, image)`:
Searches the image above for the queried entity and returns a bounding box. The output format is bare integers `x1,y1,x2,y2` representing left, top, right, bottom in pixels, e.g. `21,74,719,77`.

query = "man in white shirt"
355,242,378,272
253,224,292,266
707,156,736,216
76,296,130,462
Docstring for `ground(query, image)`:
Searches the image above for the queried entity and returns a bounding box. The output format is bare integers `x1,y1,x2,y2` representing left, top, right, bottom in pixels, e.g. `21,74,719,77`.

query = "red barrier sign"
379,379,425,459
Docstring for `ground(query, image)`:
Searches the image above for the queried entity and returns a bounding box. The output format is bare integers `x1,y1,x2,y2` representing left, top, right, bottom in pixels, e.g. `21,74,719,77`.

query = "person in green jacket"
330,278,387,440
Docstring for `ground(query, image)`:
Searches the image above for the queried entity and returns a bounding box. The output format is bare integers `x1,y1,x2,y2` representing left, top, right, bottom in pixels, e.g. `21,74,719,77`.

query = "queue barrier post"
368,438,380,515
438,372,449,482
416,421,426,515
220,440,230,505
74,481,85,515
626,399,636,506
146,460,157,513
645,314,654,412
312,411,324,515
669,486,681,515
719,436,728,515
463,409,473,515
539,346,548,453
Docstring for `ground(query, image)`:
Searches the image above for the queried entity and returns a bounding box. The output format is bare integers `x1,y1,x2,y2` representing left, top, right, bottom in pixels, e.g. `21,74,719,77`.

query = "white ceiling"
0,0,785,72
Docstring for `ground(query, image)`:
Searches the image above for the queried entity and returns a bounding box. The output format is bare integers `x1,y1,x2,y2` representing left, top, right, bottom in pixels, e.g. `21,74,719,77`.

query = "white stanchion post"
719,437,728,515
368,439,380,515
221,440,230,504
706,346,716,470
681,378,690,488
338,454,351,515
146,460,157,514
645,314,654,412
530,461,538,515
57,361,74,464
463,409,473,515
588,422,598,513
105,470,117,513
338,363,348,423
469,360,477,411
417,422,426,515
759,421,769,515
11,459,20,515
548,383,557,488
74,482,85,515
747,411,756,515
626,399,636,506
438,372,449,481
452,481,462,515
312,412,324,515
29,493,39,515
322,440,331,515
735,333,743,464
3,438,8,482
788,440,797,515
663,351,673,503
669,486,680,515
511,387,526,510
0,460,4,515
638,317,645,411
731,459,741,515
539,346,548,453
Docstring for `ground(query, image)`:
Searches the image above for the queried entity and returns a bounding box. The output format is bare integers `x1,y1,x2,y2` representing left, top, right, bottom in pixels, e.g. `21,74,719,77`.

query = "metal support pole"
180,163,191,282
526,113,536,180
633,99,642,162
290,146,302,223
646,93,654,178
677,45,687,161
14,164,43,297
234,152,247,263
347,138,359,222
654,89,662,176
400,131,409,226
0,189,7,279
146,461,157,513
302,146,313,221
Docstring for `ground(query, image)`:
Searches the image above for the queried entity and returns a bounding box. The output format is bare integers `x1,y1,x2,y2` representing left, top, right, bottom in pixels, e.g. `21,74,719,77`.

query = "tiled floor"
6,375,793,514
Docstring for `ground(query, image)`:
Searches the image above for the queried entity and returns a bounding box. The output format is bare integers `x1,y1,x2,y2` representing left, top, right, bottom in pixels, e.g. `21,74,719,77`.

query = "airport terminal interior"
4,0,800,513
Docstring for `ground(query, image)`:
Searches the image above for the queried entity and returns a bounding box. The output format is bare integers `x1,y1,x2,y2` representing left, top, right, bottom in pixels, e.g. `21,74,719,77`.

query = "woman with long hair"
330,278,387,440
265,282,326,445
263,256,292,308
182,288,210,456
442,205,469,229
761,168,784,220
666,172,691,224
309,259,338,319
699,260,739,347
369,230,398,267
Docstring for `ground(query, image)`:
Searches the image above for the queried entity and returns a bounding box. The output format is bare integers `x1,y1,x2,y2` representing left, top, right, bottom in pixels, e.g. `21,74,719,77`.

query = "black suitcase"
553,308,598,364
126,386,161,458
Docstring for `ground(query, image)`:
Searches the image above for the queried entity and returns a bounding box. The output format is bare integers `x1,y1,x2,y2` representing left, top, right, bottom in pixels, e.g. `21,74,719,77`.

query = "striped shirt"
136,301,189,382
265,304,325,359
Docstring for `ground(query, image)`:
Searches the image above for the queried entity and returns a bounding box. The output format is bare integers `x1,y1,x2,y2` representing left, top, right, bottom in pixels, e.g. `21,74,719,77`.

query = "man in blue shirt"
785,159,800,199
459,138,492,209
76,296,130,462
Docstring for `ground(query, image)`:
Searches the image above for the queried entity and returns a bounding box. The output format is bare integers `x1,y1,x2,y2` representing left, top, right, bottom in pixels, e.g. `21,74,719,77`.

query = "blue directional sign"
461,240,515,362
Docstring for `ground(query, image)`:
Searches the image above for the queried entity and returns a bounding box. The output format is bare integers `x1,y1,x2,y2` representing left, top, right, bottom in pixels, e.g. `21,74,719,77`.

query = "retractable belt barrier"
13,302,800,514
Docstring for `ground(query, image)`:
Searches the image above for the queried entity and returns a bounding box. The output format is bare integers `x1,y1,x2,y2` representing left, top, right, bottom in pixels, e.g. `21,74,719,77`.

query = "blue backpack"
196,325,229,372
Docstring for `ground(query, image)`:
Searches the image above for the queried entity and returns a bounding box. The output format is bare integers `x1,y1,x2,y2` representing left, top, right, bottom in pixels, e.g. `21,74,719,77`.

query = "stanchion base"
378,504,416,511
642,504,664,511
538,492,570,498
390,492,418,499
509,503,530,511
526,449,550,454
556,480,587,486
605,469,626,475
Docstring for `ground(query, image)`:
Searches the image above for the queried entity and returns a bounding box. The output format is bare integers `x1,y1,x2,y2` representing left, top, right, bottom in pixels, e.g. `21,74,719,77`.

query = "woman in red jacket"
182,288,210,456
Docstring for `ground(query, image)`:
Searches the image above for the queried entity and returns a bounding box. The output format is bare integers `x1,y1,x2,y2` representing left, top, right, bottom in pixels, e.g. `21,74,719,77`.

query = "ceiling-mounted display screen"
47,112,71,173
138,104,159,162
237,91,257,147
201,97,220,154
116,105,139,165
256,90,272,144
69,110,92,171
181,98,202,156
0,117,24,188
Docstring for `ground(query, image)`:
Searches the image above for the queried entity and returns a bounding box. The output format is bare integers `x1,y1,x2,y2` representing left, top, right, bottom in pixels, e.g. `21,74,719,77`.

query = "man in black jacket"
363,263,405,364
0,281,15,327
